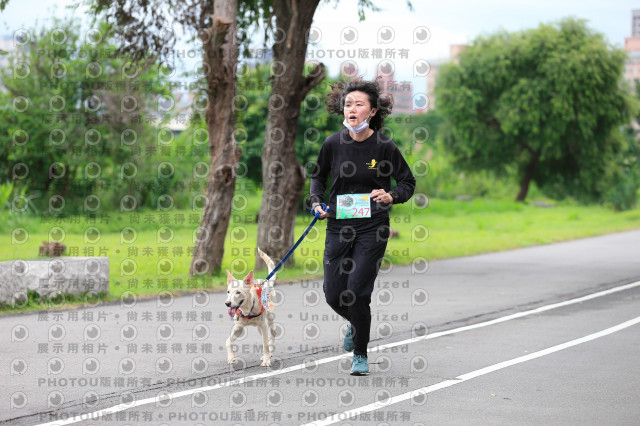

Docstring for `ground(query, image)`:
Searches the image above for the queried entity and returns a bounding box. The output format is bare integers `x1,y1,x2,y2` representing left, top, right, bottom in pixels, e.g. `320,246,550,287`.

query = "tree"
76,0,243,275
254,0,325,269
0,18,167,213
188,0,241,276
604,81,640,210
436,18,635,202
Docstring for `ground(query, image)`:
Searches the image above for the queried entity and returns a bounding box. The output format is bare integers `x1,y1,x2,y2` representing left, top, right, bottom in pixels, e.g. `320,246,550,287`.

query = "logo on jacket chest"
366,159,378,169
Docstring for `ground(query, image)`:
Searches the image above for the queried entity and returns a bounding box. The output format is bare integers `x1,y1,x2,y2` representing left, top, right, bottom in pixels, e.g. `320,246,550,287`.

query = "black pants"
322,216,390,356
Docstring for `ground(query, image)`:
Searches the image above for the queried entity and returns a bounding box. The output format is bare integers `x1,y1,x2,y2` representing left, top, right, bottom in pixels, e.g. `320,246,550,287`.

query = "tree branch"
517,137,535,155
286,0,298,51
262,11,274,48
299,62,325,99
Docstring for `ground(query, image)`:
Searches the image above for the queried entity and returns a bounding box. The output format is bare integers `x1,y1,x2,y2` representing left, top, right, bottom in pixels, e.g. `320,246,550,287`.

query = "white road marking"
303,315,640,426
37,280,640,426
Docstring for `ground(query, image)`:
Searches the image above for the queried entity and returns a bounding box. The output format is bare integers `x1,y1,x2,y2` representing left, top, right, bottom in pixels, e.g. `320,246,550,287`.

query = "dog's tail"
257,247,276,311
257,247,276,287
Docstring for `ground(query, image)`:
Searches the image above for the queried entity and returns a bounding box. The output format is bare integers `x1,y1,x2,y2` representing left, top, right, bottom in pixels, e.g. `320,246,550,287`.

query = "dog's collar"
237,286,265,319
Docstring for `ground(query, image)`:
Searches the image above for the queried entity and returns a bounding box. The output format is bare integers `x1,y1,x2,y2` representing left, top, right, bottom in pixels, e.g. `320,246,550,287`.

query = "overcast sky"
1,0,637,96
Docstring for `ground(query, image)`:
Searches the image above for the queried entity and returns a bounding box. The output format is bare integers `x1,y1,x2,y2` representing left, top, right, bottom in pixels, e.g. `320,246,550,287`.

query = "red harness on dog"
237,286,265,319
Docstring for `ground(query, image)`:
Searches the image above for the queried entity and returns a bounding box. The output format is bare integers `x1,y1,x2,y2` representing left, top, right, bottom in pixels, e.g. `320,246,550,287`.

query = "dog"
225,248,277,367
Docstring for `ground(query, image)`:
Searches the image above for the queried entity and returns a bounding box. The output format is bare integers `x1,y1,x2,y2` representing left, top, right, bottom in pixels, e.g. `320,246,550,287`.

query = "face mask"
343,109,373,133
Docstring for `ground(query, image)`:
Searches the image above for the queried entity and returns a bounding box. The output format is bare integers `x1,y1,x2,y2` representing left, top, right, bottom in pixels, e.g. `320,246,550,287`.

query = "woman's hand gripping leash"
311,203,330,220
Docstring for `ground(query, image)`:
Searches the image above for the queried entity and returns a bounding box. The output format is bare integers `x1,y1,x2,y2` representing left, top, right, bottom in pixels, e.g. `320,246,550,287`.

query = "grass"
1,193,639,313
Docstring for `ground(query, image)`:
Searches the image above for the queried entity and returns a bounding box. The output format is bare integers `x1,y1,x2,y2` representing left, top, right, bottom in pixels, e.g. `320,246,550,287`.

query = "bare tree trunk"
516,149,540,202
189,0,241,276
255,0,325,270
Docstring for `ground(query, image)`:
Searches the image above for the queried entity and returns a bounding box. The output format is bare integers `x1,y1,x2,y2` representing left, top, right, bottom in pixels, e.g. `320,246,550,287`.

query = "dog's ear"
243,270,254,286
226,269,235,283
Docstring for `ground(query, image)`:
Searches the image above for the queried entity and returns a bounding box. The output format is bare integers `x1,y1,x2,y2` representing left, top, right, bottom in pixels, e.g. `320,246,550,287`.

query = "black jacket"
310,129,416,219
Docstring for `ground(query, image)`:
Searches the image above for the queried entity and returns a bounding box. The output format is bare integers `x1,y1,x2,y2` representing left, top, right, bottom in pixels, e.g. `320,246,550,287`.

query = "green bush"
605,168,639,211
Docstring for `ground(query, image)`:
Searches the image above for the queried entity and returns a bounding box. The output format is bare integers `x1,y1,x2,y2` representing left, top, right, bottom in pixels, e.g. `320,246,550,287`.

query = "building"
426,44,466,110
374,69,417,114
0,34,15,75
350,65,424,114
337,61,419,114
625,10,640,83
632,9,640,36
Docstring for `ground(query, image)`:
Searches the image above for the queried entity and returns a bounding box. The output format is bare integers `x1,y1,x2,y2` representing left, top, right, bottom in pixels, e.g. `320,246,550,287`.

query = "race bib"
336,193,371,219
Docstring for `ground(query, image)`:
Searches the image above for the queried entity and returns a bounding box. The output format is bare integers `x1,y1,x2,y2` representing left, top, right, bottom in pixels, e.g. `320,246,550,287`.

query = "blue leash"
264,203,329,281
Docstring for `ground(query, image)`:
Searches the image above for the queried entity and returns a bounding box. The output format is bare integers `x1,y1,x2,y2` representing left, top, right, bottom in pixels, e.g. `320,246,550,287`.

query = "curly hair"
324,77,394,130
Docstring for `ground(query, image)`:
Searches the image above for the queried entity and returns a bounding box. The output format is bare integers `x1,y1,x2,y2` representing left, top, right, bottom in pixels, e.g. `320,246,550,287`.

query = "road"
1,230,639,425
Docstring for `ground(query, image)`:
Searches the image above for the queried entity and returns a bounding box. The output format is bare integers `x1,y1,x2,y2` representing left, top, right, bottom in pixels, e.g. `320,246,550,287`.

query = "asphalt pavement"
1,230,639,425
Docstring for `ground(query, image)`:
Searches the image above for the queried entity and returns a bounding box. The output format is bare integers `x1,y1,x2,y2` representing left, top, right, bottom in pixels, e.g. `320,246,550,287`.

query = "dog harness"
237,286,265,319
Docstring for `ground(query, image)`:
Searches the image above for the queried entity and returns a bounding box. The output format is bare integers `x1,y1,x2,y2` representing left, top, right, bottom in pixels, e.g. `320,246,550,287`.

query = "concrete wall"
0,257,109,306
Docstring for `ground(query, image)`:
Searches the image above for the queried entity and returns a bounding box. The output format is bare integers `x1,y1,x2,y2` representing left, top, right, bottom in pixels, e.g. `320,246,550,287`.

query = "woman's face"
343,90,375,125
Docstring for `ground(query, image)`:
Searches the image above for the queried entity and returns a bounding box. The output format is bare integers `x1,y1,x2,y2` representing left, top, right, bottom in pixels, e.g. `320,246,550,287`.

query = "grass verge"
1,197,639,313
